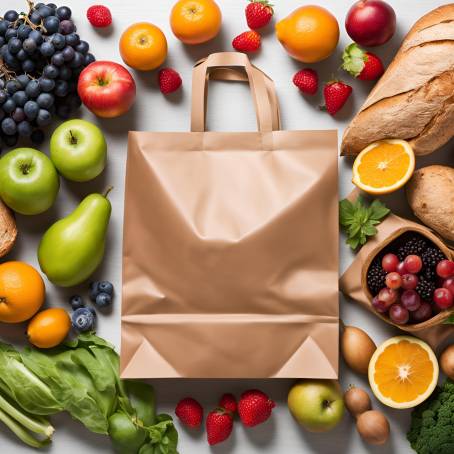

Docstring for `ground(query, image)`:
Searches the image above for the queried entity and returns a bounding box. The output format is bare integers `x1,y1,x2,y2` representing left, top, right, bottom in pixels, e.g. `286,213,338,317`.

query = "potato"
406,165,454,241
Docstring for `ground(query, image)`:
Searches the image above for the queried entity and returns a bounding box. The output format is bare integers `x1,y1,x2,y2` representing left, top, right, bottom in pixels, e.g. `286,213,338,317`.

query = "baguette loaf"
341,4,454,156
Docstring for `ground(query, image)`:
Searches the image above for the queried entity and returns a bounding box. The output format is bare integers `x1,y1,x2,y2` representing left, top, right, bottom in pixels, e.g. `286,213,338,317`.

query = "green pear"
38,189,112,287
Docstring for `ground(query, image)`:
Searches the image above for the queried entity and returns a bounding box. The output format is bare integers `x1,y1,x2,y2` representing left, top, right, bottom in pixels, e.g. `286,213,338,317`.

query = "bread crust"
341,4,454,156
0,198,17,258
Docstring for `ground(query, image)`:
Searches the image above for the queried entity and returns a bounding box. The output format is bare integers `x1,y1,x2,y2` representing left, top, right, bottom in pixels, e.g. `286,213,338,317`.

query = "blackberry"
367,260,387,295
422,247,446,269
397,235,428,261
416,276,436,302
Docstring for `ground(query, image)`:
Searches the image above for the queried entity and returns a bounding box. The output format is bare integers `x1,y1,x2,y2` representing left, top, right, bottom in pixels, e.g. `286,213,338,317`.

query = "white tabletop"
2,0,451,452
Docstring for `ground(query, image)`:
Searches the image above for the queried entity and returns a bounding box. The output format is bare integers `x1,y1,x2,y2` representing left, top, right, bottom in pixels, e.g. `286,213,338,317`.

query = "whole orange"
119,22,168,71
170,0,222,45
27,308,71,349
276,6,339,63
0,261,45,323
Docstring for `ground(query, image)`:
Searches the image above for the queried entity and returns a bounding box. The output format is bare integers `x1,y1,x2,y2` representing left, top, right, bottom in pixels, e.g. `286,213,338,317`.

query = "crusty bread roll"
341,4,454,156
406,165,454,241
0,198,17,258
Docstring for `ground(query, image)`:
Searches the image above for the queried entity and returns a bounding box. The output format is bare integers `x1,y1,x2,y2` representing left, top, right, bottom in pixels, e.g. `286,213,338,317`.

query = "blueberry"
51,52,64,66
12,91,28,107
56,6,71,20
40,41,55,57
43,16,60,34
2,98,16,114
8,38,22,55
29,30,43,45
38,77,55,92
1,117,16,135
17,120,32,137
98,281,114,296
43,64,59,79
71,307,95,332
70,295,85,310
23,38,37,53
37,92,54,109
51,33,65,49
31,128,45,144
75,40,89,54
36,108,51,127
4,11,19,22
25,79,41,98
89,281,100,301
95,292,112,308
24,100,40,120
59,20,75,35
17,24,32,40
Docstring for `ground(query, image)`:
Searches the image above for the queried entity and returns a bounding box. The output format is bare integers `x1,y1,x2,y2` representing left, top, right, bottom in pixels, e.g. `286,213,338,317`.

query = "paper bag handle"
191,52,280,133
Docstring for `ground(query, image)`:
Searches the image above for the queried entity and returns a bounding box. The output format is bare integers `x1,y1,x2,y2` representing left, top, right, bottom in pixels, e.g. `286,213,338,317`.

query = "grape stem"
0,58,15,81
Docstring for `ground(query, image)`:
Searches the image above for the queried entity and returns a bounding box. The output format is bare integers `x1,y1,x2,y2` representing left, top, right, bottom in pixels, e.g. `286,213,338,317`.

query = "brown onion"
341,325,377,375
344,386,371,417
440,344,454,380
356,410,390,446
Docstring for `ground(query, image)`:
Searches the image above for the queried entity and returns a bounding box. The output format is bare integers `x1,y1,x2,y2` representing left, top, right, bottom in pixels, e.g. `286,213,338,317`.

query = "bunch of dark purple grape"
0,2,95,148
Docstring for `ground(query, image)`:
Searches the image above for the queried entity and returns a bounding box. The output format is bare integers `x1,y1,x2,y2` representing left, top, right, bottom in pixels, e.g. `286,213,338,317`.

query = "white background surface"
1,0,452,453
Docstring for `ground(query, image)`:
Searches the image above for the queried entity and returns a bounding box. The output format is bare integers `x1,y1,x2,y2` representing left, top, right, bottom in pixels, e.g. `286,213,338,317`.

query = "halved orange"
368,336,438,409
352,139,415,194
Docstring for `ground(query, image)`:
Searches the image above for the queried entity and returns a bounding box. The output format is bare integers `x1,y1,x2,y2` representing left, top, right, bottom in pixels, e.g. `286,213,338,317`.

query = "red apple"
77,61,136,118
345,0,396,47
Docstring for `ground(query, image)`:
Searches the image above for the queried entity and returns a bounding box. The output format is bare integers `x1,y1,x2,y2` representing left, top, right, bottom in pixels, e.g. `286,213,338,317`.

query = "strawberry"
238,389,275,427
219,393,237,414
232,31,261,53
341,43,384,81
245,0,274,30
293,69,319,95
206,409,233,445
158,68,182,95
175,397,203,428
323,80,353,116
86,5,112,28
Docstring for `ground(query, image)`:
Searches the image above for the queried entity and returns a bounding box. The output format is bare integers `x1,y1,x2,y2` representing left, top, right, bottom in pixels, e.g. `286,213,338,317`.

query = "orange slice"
368,336,438,409
352,140,415,194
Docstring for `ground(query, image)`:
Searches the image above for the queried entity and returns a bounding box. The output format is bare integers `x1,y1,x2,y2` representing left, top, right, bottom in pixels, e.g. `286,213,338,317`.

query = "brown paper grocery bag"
121,52,339,378
340,189,454,349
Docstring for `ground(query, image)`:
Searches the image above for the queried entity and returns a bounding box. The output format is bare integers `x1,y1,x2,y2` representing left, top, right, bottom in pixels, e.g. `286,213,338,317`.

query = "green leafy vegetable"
407,379,454,454
339,196,390,249
444,314,454,324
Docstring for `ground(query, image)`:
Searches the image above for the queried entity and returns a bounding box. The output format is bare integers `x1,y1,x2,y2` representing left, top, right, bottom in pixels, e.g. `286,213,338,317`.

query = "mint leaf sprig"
340,196,390,250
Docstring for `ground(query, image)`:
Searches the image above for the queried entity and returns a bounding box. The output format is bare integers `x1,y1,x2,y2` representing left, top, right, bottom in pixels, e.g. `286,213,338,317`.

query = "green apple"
50,119,107,182
288,380,344,432
0,148,59,215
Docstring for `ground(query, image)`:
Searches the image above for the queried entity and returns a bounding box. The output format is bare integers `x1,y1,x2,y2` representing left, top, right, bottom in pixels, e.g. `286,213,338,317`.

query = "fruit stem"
68,130,77,145
103,186,113,198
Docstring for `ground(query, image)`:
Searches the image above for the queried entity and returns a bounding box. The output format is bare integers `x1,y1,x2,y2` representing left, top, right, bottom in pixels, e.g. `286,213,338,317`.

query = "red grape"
396,261,407,275
389,304,409,325
372,296,389,313
433,288,454,310
436,260,454,279
378,288,398,305
404,255,423,274
401,274,419,290
400,289,421,312
385,272,402,289
411,302,433,323
382,253,399,273
443,277,454,295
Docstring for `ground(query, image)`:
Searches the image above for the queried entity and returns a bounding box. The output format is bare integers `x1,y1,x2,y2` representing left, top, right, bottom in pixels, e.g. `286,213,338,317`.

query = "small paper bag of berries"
340,189,454,348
